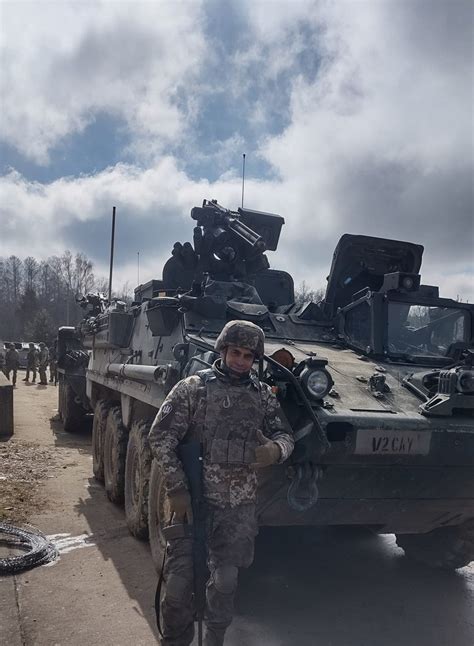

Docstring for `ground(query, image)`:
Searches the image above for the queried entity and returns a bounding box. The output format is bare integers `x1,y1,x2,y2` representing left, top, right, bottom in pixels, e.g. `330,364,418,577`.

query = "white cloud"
0,0,205,164
0,1,472,303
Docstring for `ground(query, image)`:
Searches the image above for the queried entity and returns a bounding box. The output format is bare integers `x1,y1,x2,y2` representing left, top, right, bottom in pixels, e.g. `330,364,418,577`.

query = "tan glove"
251,430,281,468
167,489,193,524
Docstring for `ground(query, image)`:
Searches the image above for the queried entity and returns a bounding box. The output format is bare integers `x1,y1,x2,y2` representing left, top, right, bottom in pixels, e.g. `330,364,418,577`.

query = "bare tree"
6,255,23,304
0,250,98,340
23,257,39,291
294,281,325,308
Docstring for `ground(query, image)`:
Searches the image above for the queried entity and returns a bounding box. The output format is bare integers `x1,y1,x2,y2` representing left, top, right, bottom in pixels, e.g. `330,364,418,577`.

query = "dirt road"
1,378,473,646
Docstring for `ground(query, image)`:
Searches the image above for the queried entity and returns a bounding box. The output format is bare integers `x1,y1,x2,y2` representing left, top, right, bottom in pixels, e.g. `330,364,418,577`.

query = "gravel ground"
0,440,58,523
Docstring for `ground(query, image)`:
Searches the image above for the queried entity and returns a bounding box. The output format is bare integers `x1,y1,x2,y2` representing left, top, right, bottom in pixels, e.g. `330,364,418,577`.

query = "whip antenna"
108,206,116,303
241,153,246,208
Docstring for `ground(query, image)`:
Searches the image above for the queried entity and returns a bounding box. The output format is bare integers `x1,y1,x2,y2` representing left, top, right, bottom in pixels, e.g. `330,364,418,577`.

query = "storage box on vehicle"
146,297,180,337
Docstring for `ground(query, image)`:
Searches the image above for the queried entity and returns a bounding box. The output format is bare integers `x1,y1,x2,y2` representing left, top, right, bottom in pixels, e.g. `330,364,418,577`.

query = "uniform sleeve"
148,379,194,494
261,384,294,463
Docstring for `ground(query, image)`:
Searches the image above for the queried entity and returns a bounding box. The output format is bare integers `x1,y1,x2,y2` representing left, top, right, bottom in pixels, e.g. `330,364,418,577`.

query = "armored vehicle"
57,326,91,432
69,199,474,570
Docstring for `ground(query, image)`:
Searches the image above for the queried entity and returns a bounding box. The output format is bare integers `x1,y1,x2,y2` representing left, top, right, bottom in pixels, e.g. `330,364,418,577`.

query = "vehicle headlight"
457,370,474,395
301,367,334,400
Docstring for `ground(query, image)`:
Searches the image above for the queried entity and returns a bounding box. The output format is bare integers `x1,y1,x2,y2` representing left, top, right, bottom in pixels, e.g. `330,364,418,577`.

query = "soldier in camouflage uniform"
4,343,20,386
23,343,38,382
149,320,294,646
38,342,49,385
48,343,57,384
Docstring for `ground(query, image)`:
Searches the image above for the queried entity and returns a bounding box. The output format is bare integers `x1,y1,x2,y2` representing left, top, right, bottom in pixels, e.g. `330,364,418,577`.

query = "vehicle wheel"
103,406,128,504
396,519,474,570
92,400,111,483
124,419,153,540
58,377,64,421
62,382,85,433
148,460,169,571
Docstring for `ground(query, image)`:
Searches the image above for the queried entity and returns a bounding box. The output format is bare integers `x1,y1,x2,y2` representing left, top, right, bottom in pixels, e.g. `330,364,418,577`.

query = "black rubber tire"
92,400,111,483
103,406,128,505
124,419,153,540
58,377,64,421
148,460,168,572
62,382,85,433
396,519,474,570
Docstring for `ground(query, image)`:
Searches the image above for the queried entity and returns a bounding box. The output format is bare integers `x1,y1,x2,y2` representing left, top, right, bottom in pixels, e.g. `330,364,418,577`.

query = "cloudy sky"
1,0,473,300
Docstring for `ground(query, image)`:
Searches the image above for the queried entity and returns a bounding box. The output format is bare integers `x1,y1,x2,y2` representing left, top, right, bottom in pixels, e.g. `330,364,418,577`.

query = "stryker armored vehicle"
68,199,474,570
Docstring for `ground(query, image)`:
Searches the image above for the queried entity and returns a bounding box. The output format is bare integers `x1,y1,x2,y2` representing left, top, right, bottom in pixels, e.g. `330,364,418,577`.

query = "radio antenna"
137,251,140,286
108,206,116,303
241,153,246,208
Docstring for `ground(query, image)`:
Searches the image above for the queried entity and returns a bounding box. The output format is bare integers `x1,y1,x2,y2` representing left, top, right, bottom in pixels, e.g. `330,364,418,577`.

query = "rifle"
157,441,207,645
178,441,207,646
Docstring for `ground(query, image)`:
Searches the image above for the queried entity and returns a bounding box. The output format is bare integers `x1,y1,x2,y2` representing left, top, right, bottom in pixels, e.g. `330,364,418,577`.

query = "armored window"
343,302,371,349
387,303,469,358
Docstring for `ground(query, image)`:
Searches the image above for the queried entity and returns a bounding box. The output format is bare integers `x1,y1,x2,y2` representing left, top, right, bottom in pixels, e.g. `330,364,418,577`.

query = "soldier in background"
4,343,20,386
149,320,294,646
49,342,57,385
38,342,49,385
23,342,38,383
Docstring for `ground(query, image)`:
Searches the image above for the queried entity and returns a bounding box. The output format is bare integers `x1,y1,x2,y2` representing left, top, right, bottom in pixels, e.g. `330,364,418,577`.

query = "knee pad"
165,573,193,605
213,565,238,594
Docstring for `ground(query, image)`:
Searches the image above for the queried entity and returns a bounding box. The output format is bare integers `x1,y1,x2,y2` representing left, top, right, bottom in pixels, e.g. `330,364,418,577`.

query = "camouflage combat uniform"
24,347,38,382
38,345,49,385
149,359,294,646
48,346,57,384
4,347,20,386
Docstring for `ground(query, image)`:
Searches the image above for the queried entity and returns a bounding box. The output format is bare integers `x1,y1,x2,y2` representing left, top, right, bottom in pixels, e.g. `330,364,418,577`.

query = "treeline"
0,250,325,345
0,252,130,344
294,281,325,308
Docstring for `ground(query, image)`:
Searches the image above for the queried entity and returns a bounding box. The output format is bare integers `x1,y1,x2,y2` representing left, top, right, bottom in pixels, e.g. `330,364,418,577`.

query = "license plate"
355,429,431,455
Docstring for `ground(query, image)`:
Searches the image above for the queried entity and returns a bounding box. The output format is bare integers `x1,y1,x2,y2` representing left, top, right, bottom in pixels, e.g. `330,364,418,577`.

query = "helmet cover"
215,320,265,358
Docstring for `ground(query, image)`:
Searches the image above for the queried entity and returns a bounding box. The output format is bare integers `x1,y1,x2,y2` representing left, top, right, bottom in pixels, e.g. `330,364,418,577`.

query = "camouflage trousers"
49,363,57,383
4,367,18,386
25,365,37,381
158,503,258,646
38,365,48,384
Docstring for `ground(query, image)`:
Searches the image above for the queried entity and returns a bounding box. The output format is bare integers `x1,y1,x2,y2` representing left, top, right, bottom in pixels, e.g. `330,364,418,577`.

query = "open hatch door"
323,234,424,317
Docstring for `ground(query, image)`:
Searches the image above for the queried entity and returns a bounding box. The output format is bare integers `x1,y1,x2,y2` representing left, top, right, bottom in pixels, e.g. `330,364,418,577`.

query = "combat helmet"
215,320,265,358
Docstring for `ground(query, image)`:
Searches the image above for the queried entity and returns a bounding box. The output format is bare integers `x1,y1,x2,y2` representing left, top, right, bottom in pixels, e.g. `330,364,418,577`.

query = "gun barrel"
107,363,162,382
227,218,266,251
178,441,207,621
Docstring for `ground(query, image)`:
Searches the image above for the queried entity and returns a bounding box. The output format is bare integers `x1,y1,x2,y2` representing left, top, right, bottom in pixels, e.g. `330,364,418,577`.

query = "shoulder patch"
160,403,173,418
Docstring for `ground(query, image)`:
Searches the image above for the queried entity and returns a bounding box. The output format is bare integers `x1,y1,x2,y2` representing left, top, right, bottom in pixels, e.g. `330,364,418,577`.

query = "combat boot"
203,626,226,646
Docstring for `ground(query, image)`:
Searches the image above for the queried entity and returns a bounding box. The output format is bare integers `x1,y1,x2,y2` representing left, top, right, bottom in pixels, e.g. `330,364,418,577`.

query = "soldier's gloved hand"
168,489,193,524
251,430,281,468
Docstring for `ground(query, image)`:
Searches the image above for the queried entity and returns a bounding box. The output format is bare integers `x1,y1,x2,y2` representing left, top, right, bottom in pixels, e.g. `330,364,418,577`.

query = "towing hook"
286,463,323,512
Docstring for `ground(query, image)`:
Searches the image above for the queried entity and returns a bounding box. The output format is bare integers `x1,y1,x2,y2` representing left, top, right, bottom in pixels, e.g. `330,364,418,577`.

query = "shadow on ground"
233,526,473,646
74,478,158,637
49,415,93,453
72,477,474,646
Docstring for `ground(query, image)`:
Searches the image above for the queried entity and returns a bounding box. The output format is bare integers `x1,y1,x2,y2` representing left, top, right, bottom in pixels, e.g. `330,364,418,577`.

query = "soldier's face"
222,345,255,374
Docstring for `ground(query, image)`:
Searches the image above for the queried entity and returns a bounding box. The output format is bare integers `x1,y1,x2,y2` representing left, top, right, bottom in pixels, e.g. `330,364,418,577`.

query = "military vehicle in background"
57,326,91,432
63,199,474,570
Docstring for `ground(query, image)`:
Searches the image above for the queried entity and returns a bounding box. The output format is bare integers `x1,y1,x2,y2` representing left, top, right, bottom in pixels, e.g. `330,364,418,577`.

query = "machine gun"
191,198,266,256
156,200,285,290
190,199,284,281
76,292,109,317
